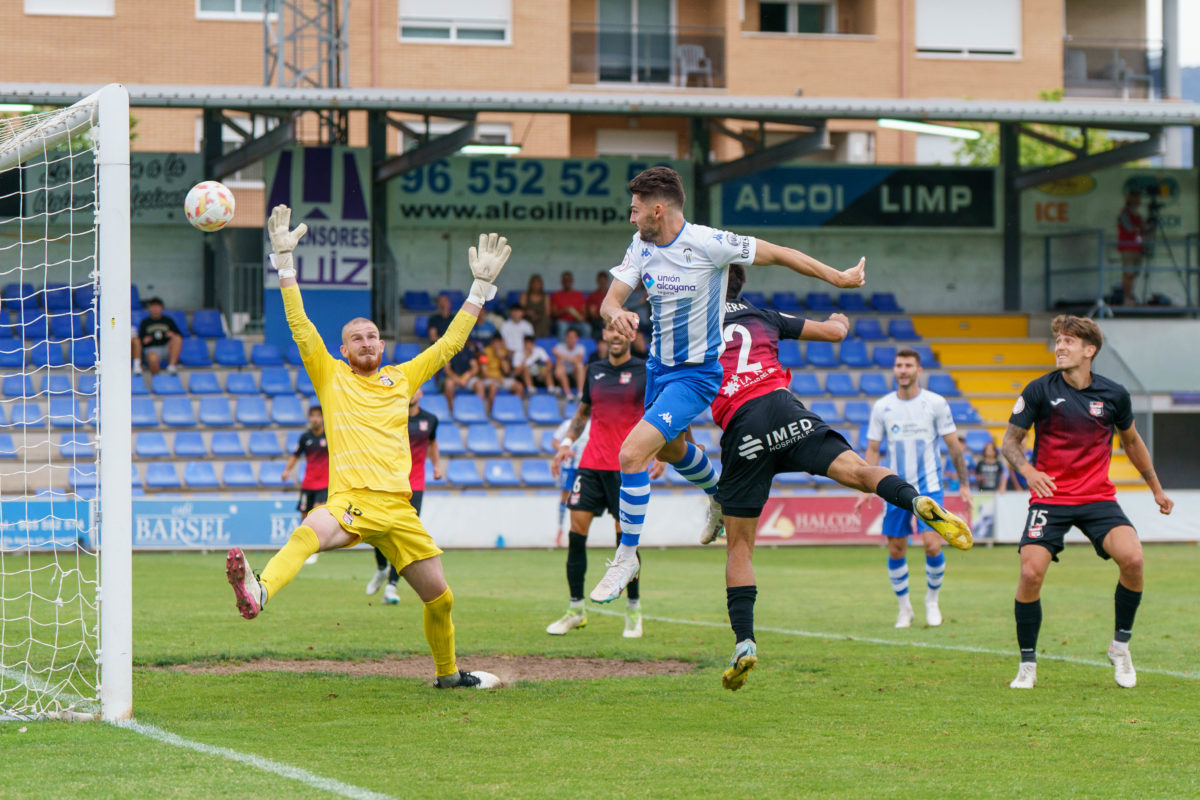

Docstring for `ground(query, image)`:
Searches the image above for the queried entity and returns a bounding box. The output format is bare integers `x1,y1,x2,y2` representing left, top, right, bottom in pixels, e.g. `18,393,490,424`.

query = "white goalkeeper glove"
466,232,512,306
267,204,308,279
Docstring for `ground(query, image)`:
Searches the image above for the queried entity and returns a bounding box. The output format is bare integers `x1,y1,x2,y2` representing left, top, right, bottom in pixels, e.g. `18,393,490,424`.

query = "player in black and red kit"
366,389,443,605
547,322,663,639
1002,315,1172,690
281,405,329,566
709,264,971,690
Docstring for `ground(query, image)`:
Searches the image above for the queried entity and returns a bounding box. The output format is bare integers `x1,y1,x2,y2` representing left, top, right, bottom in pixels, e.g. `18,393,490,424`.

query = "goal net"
0,85,131,721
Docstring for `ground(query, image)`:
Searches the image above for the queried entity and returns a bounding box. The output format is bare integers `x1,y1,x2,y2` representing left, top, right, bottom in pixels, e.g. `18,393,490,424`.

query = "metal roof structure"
2,83,1199,127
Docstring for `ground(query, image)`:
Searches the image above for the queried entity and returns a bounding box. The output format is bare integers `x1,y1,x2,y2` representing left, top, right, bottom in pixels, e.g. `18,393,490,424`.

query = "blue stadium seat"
2,283,35,312
211,431,246,456
413,315,429,339
465,423,503,455
928,374,961,397
151,373,186,395
198,396,235,427
129,374,150,396
424,460,447,488
173,431,207,458
187,372,221,394
21,311,51,342
49,313,84,340
69,465,98,490
0,314,15,339
259,462,288,488
213,339,247,367
163,310,189,338
295,370,315,396
859,373,890,395
49,396,81,428
806,292,836,312
43,374,73,396
965,430,994,454
284,430,302,453
270,395,305,426
912,344,940,368
130,397,157,427
58,433,94,459
394,342,422,363
160,396,197,427
774,472,812,487
72,284,94,311
839,338,870,368
3,375,33,397
76,374,97,396
184,461,220,489
403,290,435,311
251,342,284,366
423,393,452,424
540,429,557,454
144,463,181,489
248,430,283,457
742,291,766,307
503,424,539,455
805,341,837,368
221,462,258,488
130,310,147,329
491,394,526,423
284,342,304,366
483,459,520,487
259,367,293,396
528,394,562,424
563,400,579,420
43,283,73,312
870,292,903,313
838,293,869,312
437,424,466,456
179,338,212,367
948,400,982,425
844,401,871,425
771,291,802,311
453,395,488,424
776,340,805,368
872,345,898,369
130,285,140,310
789,372,821,396
85,397,98,427
29,341,66,367
446,460,483,487
888,318,920,341
0,342,22,368
190,309,225,338
135,433,169,458
443,290,465,308
520,460,555,488
225,373,259,395
810,400,842,424
854,318,886,341
825,373,858,397
9,401,44,426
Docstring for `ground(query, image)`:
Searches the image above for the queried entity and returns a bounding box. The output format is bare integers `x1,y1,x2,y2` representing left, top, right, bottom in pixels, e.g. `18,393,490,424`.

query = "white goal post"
0,83,131,721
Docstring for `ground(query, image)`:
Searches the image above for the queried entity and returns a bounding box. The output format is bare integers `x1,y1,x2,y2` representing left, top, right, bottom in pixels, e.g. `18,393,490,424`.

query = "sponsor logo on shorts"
764,419,815,451
342,513,355,525
569,492,581,505
1089,401,1104,417
659,411,673,426
737,434,765,461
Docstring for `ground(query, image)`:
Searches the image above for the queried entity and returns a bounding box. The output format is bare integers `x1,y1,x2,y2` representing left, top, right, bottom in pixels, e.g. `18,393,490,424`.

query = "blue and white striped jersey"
611,223,756,366
867,389,957,494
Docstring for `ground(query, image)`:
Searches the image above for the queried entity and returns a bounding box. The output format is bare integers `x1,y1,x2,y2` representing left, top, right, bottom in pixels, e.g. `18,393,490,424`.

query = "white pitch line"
591,608,1200,680
111,718,401,800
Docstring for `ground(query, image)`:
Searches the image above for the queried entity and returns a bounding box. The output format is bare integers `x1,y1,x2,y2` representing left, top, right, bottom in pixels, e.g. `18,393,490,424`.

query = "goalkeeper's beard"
347,346,383,374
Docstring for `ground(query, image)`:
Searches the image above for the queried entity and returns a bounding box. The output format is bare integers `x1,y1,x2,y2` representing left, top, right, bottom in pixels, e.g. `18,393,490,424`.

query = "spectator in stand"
551,270,590,339
974,440,1017,492
513,334,555,394
426,293,456,342
942,434,977,493
479,331,524,411
499,304,534,354
520,274,552,338
1116,191,1152,306
440,340,485,413
135,297,182,375
553,328,587,399
585,270,611,335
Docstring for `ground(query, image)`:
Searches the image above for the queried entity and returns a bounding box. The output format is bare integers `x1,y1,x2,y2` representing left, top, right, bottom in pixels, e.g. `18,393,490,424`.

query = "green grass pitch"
4,543,1199,799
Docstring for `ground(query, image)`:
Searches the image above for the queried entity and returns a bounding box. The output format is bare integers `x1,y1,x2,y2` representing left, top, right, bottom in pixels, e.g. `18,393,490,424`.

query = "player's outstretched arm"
797,312,850,343
599,280,639,341
1117,423,1173,514
268,204,308,290
1001,423,1056,498
268,205,338,383
753,239,866,289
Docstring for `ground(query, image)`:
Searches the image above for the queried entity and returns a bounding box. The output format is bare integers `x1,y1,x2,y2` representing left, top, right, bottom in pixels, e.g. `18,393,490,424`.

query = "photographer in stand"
1116,191,1154,307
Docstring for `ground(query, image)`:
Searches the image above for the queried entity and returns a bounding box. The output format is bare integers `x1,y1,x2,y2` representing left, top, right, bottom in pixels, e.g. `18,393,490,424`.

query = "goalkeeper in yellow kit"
226,205,511,690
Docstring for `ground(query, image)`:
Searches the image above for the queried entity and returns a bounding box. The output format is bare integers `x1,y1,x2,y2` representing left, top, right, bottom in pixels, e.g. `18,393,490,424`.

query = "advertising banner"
719,166,996,229
0,499,92,550
1022,167,1197,238
131,497,301,550
23,152,202,224
755,494,973,544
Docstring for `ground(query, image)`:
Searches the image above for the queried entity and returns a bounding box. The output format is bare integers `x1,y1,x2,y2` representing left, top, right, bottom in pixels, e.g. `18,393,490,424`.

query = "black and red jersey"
579,357,646,471
294,429,329,491
711,298,807,429
407,407,439,491
1009,370,1134,505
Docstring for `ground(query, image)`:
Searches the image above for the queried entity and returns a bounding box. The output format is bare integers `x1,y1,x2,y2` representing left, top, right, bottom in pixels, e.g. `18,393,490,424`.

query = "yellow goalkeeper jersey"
282,284,473,496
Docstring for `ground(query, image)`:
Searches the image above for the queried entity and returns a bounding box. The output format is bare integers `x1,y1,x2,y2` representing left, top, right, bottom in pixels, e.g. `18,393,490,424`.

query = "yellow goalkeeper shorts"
321,488,442,573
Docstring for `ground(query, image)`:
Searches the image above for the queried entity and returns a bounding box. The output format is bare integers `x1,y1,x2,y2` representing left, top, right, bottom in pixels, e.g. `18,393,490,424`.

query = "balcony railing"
571,23,725,88
1063,38,1164,100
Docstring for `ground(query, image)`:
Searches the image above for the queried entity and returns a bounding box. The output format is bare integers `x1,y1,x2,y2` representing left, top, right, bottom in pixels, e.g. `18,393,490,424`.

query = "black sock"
875,474,920,511
373,547,387,570
726,585,757,643
1014,599,1042,663
1114,582,1142,643
388,565,399,585
627,551,641,602
566,532,587,601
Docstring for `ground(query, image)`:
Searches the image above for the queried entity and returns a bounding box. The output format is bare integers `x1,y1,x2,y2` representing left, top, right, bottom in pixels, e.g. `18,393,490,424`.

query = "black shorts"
1020,501,1134,562
297,488,329,514
567,468,620,519
410,490,424,515
716,390,853,518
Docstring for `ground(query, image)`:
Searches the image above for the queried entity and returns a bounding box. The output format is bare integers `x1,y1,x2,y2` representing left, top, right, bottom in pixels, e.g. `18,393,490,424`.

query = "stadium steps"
932,341,1054,368
911,314,1029,339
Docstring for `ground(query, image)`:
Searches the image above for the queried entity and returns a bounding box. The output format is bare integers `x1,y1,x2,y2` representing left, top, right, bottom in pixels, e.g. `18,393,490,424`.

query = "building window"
399,0,510,43
759,2,835,35
398,121,512,152
196,0,278,20
916,0,1020,57
25,0,114,16
595,129,678,158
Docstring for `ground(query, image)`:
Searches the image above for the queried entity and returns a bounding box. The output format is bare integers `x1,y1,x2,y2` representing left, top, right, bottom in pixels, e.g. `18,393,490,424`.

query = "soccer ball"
184,180,236,232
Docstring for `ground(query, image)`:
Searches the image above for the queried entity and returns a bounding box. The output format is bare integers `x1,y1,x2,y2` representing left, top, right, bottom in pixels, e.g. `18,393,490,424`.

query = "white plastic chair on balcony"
675,44,713,87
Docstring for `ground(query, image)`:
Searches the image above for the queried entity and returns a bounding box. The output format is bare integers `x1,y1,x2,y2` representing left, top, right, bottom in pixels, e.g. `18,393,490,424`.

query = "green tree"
953,89,1119,166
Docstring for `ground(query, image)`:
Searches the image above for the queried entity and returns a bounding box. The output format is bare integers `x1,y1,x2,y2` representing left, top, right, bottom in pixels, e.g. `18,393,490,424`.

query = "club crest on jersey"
318,438,327,448
378,374,394,387
1089,401,1104,417
619,371,632,384
682,247,693,264
418,420,429,431
642,272,655,289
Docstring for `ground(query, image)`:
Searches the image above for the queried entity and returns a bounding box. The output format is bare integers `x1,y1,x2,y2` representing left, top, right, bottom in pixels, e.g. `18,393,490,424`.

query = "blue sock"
887,556,910,598
618,470,650,547
671,441,718,496
558,501,567,530
926,552,946,592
